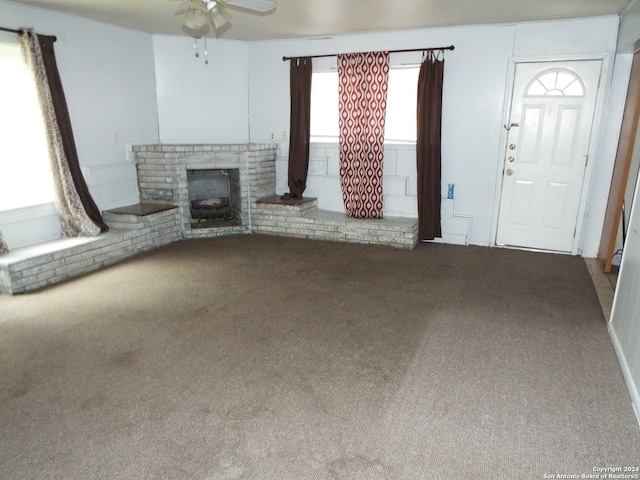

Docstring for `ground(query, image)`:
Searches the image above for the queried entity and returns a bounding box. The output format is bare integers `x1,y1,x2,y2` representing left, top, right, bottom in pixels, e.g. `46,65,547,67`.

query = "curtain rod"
282,45,454,61
0,26,23,35
0,26,56,41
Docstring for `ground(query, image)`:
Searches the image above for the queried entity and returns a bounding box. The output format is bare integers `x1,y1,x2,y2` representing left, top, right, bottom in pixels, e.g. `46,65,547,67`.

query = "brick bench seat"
0,203,180,295
252,196,418,249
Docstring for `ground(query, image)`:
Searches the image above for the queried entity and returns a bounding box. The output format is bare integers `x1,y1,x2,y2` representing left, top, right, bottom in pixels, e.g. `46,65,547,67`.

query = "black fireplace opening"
187,168,241,228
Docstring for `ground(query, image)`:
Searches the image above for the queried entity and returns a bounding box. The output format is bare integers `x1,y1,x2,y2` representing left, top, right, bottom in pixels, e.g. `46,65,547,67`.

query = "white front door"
496,60,602,253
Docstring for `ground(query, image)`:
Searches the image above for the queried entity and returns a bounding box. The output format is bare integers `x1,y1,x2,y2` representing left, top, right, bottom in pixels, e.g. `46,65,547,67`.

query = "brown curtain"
282,57,312,200
416,51,444,241
21,30,108,236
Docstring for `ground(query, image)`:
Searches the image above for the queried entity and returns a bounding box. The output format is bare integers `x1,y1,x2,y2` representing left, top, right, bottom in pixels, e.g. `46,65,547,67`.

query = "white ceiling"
7,0,633,41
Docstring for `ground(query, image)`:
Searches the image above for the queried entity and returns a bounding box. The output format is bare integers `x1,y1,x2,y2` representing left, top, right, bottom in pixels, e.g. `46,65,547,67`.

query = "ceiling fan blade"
174,0,191,13
224,0,276,13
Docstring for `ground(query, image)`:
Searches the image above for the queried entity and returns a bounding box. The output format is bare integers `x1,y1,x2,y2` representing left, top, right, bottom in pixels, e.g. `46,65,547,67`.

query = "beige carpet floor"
0,235,638,479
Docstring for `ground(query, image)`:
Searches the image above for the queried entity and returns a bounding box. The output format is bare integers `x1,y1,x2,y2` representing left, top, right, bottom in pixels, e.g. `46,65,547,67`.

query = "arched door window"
526,69,585,97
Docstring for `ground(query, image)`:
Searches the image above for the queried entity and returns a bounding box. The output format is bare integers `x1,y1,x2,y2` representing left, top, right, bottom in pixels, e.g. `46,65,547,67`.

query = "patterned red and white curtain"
338,52,389,219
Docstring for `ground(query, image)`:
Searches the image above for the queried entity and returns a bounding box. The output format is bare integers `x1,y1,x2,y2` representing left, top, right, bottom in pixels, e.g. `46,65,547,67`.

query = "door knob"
506,169,514,176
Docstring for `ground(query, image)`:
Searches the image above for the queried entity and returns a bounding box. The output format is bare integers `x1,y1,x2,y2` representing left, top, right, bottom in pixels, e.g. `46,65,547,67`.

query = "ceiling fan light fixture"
209,4,232,29
183,0,210,29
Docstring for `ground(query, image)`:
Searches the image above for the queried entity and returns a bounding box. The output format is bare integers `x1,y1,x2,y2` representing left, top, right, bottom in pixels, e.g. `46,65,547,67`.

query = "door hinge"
585,155,589,166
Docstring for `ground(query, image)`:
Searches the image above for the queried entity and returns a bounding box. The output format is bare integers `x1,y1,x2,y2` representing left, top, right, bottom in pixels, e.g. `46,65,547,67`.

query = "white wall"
304,142,421,216
153,35,249,143
0,1,159,249
0,7,622,252
247,17,620,248
609,0,640,429
248,25,515,246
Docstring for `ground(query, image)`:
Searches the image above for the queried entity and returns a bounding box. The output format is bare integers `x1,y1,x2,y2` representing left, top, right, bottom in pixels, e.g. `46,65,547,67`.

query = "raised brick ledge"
252,199,418,249
0,230,124,295
0,235,101,270
0,206,181,295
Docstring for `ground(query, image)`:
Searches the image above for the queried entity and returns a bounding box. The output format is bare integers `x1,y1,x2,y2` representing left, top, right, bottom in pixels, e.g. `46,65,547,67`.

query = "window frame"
309,54,422,145
0,35,55,214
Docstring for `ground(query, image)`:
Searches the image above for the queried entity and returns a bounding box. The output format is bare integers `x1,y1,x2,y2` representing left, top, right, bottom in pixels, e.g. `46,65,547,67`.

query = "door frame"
491,53,612,255
598,41,640,272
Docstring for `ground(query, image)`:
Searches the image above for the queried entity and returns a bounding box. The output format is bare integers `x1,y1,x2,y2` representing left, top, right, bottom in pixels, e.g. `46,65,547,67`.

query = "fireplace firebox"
187,168,241,228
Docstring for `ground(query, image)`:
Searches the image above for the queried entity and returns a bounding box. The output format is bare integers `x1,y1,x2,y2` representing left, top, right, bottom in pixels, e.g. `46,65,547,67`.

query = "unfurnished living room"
1,0,640,478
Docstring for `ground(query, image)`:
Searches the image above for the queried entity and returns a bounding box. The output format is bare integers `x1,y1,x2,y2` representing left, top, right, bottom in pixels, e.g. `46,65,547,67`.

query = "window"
310,65,420,143
526,69,585,97
309,71,339,141
0,39,54,212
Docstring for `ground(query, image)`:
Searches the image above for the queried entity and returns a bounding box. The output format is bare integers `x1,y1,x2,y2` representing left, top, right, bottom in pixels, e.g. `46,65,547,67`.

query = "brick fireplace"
1,144,416,294
132,144,277,238
130,143,416,249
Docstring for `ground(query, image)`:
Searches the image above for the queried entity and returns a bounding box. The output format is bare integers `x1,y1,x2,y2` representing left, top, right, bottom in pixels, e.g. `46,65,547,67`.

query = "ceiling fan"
175,0,276,32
